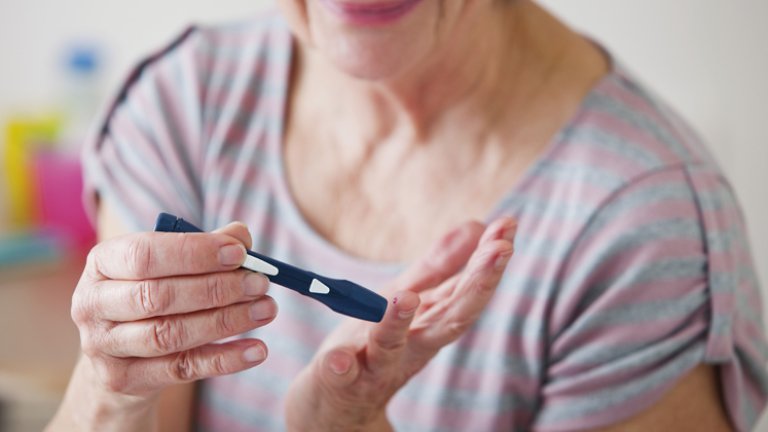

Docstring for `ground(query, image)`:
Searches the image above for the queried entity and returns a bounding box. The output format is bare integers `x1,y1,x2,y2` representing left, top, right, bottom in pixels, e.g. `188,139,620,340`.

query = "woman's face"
278,0,490,81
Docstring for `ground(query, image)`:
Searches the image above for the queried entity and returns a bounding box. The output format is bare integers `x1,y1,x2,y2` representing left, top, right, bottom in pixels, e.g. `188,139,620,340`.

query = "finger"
414,216,516,311
449,237,515,320
393,221,485,293
411,237,514,350
366,290,420,371
86,228,249,281
103,338,268,394
100,297,277,357
93,270,270,321
213,221,253,250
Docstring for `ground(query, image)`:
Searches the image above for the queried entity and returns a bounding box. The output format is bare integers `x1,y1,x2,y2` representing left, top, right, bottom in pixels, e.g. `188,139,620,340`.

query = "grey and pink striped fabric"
82,12,767,432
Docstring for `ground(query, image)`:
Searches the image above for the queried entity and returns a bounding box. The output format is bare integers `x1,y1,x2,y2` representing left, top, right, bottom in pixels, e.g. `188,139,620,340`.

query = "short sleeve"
82,26,207,232
532,165,768,431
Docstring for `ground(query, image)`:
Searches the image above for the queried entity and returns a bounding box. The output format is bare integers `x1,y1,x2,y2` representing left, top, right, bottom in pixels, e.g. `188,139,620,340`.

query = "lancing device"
154,212,387,322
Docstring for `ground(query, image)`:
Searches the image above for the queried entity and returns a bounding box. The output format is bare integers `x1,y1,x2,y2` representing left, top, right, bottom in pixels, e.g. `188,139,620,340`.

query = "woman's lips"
317,0,425,26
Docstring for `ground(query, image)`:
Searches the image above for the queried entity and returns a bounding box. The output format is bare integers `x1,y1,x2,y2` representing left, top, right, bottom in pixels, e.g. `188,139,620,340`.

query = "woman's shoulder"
512,62,735,226
555,63,724,183
152,9,293,89
501,63,750,289
96,9,291,130
133,10,291,91
83,10,292,231
508,64,767,432
120,9,290,76
191,9,292,58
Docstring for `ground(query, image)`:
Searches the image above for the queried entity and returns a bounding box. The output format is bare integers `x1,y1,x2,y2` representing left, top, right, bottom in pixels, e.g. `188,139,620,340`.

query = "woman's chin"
321,33,429,82
329,52,406,81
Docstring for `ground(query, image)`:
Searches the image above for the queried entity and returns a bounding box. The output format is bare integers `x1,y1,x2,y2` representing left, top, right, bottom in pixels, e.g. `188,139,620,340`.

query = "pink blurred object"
32,149,95,252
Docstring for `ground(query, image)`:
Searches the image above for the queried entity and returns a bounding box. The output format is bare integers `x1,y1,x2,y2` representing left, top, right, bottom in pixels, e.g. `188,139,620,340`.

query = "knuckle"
214,308,238,336
168,350,229,382
151,318,186,353
70,292,90,325
125,236,153,277
84,247,102,278
84,242,112,280
169,350,197,381
71,283,100,326
133,279,169,316
207,274,230,307
177,233,198,270
210,353,228,376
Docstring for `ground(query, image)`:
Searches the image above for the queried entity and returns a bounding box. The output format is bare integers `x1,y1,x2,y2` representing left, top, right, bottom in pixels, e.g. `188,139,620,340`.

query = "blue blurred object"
58,42,104,151
0,230,62,268
65,44,100,75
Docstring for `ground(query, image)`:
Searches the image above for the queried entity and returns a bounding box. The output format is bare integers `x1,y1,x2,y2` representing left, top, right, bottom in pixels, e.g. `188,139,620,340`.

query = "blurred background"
0,0,765,430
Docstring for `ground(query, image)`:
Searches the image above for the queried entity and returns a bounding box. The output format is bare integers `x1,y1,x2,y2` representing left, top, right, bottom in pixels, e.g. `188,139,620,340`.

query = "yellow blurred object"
3,114,61,228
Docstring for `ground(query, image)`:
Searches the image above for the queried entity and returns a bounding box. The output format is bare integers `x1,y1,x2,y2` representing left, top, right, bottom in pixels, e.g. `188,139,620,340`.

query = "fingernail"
231,221,249,230
219,244,246,266
328,351,352,375
495,250,513,269
244,273,268,296
242,345,266,363
393,293,418,319
249,300,276,321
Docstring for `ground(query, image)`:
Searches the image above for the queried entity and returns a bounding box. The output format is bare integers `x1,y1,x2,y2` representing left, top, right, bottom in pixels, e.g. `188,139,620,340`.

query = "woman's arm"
595,364,732,432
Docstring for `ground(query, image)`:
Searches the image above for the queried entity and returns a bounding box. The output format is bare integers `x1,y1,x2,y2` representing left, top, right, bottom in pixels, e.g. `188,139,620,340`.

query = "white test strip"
243,255,279,276
309,278,331,295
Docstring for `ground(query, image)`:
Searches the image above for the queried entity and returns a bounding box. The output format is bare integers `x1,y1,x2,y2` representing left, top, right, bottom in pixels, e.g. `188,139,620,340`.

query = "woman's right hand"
66,222,276,421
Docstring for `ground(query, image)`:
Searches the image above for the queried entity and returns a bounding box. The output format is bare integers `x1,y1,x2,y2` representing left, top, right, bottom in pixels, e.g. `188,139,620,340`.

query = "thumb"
213,221,253,250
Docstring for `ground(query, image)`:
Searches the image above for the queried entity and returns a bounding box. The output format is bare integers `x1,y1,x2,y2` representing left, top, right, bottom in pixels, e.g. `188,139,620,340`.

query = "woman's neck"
289,2,596,149
282,2,609,261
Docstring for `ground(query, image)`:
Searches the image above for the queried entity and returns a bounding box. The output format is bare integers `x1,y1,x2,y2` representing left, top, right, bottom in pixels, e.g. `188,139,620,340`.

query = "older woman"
49,0,765,431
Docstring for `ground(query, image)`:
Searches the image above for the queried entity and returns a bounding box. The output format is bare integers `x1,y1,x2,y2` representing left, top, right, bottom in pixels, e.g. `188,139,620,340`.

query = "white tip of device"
309,278,330,294
243,255,279,276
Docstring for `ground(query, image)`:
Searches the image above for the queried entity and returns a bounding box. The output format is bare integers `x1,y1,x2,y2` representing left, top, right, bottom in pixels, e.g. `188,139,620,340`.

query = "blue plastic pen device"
154,212,387,322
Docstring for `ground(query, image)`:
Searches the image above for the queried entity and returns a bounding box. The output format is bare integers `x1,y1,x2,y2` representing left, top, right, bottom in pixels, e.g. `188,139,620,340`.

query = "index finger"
391,221,485,294
409,218,516,349
86,231,247,280
366,290,421,372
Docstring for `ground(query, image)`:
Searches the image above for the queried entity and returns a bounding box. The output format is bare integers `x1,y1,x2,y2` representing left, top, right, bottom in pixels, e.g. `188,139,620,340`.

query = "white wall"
0,0,766,427
0,0,271,114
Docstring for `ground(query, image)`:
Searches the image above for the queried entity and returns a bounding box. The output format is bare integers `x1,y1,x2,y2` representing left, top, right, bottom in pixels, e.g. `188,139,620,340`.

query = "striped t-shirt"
83,12,768,432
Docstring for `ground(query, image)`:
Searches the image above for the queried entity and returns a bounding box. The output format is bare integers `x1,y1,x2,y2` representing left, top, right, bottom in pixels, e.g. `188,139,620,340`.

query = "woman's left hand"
284,217,517,431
